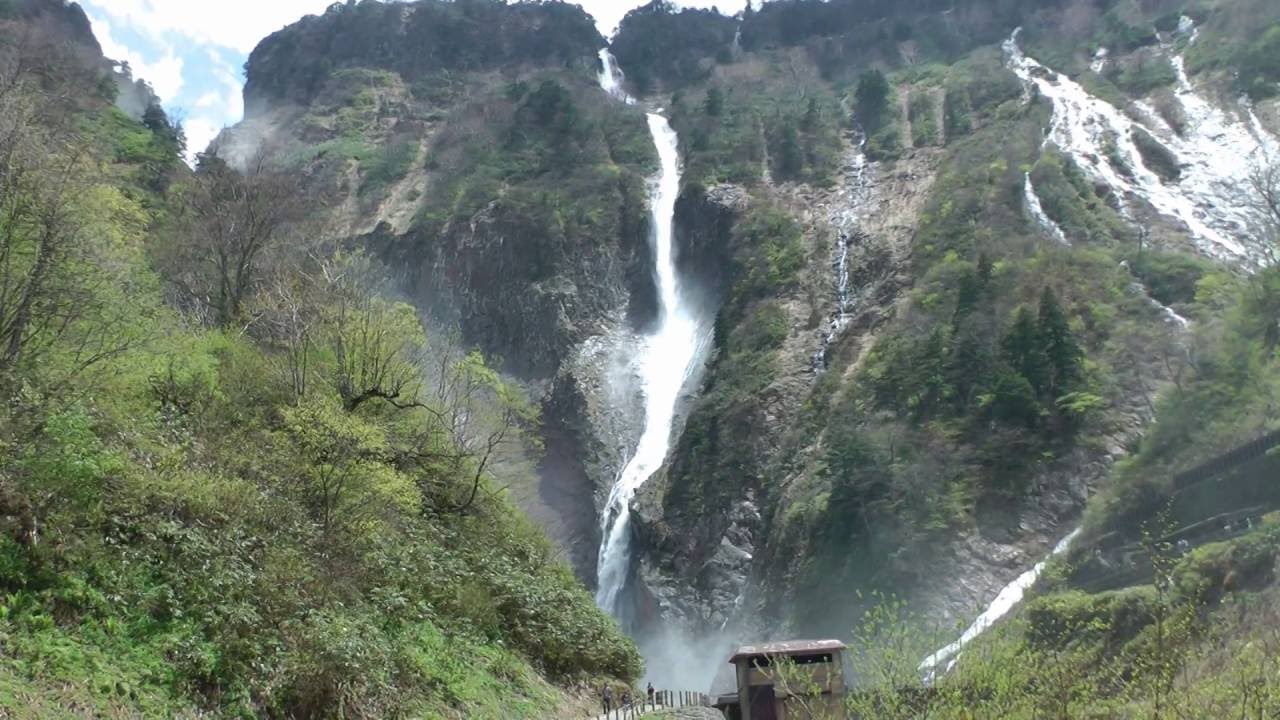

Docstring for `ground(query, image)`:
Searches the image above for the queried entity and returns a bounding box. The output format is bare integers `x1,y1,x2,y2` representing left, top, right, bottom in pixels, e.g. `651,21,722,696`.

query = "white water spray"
597,49,635,105
1005,27,1278,264
594,51,710,617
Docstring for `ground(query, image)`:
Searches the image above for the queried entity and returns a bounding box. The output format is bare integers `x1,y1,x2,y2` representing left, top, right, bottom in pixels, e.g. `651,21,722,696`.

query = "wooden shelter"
717,639,850,720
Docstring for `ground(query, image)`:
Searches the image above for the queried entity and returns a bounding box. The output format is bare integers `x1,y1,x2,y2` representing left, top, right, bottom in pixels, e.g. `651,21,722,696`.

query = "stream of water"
594,50,710,618
1005,25,1278,264
812,134,871,372
1024,172,1069,245
920,528,1081,678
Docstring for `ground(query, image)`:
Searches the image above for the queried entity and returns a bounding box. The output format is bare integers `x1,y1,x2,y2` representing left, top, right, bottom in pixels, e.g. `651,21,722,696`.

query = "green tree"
1037,287,1083,398
776,120,803,178
162,155,306,327
0,50,152,383
801,96,820,131
988,365,1040,427
1002,305,1049,397
854,69,890,130
703,85,724,116
323,265,429,412
281,398,417,539
947,322,993,413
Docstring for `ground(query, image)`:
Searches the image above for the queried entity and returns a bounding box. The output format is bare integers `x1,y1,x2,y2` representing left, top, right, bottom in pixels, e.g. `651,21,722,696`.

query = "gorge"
5,0,1280,715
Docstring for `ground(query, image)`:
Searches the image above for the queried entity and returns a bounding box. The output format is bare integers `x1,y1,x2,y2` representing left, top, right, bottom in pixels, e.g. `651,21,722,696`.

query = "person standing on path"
646,682,655,706
602,684,613,714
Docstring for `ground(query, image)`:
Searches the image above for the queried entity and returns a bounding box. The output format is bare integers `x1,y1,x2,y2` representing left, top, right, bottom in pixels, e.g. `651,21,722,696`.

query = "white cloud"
183,117,222,163
84,0,337,54
210,61,244,120
578,0,748,36
91,15,184,102
83,0,752,166
86,0,749,53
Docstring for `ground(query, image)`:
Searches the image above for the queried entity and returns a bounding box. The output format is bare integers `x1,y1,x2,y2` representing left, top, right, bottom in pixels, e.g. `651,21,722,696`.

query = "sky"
80,0,749,162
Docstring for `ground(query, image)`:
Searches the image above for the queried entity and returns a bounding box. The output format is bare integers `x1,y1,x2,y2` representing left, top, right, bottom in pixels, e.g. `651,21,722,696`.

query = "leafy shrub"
729,206,807,308
1108,51,1177,96
360,139,418,197
909,91,939,147
1127,250,1211,307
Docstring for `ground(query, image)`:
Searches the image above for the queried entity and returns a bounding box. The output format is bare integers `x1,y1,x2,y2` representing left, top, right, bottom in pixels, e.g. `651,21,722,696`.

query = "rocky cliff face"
610,0,1280,664
221,0,1280,678
218,0,671,579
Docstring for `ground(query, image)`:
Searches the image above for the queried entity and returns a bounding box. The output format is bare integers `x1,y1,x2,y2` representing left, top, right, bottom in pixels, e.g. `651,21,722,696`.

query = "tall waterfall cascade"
597,49,635,105
593,49,711,617
1005,23,1280,265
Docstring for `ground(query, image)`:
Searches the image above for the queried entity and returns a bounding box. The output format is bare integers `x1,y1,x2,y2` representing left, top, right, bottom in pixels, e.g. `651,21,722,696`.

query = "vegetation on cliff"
0,6,639,718
8,0,1278,714
613,0,1280,653
243,0,604,108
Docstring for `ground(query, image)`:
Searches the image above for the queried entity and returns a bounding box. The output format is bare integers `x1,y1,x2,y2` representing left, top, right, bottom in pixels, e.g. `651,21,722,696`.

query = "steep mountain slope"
208,0,1280,697
606,0,1280,678
216,0,669,579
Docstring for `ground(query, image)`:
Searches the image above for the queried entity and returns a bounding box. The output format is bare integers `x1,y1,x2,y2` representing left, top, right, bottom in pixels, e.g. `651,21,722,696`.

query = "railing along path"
591,689,711,719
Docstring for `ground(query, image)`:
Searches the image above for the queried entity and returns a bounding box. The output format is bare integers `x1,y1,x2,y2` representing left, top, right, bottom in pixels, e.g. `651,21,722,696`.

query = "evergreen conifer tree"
1037,287,1083,397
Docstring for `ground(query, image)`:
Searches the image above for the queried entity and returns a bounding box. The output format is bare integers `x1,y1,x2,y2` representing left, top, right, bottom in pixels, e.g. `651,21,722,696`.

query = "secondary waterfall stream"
1024,173,1068,246
594,50,710,617
920,529,1081,678
1005,24,1279,264
920,21,1279,675
813,132,871,372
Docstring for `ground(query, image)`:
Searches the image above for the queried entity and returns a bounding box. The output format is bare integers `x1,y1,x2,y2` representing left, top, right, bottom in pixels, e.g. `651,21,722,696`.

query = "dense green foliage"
670,68,844,186
244,0,604,107
709,29,1217,635
1085,260,1280,542
610,0,738,94
8,0,1274,714
663,204,805,524
0,9,641,718
832,523,1280,719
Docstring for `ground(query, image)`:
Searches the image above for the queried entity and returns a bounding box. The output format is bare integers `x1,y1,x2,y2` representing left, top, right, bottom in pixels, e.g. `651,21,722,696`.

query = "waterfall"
594,50,711,617
920,528,1081,679
1090,47,1109,75
1023,173,1069,245
597,49,635,105
813,133,870,372
1004,28,1276,264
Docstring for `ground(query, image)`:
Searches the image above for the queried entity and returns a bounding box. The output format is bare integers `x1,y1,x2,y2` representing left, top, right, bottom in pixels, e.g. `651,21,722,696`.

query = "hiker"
602,684,613,714
647,682,655,705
